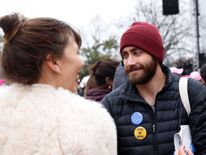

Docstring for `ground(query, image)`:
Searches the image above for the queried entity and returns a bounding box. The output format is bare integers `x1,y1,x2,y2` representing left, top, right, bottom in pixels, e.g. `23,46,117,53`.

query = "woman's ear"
105,76,113,89
105,77,110,84
45,54,61,74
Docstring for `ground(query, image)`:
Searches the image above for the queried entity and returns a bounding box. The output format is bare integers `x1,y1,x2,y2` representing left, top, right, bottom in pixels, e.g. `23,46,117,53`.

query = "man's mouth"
126,65,143,74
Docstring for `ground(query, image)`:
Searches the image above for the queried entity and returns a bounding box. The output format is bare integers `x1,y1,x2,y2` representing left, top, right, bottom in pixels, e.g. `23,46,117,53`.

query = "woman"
85,59,119,101
0,13,116,155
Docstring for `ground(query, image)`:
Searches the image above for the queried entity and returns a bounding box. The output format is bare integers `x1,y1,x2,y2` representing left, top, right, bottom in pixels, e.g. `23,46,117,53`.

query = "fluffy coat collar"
0,84,117,155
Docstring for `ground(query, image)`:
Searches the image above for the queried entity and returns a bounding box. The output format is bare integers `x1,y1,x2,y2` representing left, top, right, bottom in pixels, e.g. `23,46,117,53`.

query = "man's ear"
45,54,61,74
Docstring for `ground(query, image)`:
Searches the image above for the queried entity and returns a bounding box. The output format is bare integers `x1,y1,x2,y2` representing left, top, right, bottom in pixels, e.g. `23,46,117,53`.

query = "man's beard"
126,57,158,85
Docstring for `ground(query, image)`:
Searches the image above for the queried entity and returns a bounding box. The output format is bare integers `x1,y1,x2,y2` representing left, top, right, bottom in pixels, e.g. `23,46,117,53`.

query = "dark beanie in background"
120,22,164,64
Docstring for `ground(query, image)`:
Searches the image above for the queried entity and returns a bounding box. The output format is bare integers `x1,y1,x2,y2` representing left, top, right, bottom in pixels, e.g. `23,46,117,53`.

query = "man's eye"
122,53,128,59
133,50,142,56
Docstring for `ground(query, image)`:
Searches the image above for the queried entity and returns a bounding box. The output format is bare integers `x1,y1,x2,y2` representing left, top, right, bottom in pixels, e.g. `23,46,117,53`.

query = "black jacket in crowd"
102,66,206,155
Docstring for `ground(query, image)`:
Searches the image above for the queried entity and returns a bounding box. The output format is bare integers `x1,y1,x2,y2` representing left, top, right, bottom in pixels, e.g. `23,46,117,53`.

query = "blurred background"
0,0,206,78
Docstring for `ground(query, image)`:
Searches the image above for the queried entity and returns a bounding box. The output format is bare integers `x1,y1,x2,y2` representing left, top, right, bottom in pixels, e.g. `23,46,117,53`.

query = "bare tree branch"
133,0,193,65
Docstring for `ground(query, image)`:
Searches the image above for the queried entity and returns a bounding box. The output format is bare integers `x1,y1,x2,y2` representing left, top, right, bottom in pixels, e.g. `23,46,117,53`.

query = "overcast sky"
0,0,205,51
0,0,136,28
0,0,205,31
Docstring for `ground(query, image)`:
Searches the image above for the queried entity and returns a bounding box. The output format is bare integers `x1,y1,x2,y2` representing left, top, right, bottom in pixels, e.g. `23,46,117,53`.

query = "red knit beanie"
120,22,164,64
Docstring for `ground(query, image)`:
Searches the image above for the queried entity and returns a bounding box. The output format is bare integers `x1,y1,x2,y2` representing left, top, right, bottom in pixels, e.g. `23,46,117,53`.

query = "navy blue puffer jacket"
102,66,206,155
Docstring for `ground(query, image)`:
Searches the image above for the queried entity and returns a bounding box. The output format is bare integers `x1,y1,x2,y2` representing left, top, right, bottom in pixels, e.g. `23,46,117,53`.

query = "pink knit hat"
0,79,5,86
120,22,164,63
189,71,202,81
170,67,184,74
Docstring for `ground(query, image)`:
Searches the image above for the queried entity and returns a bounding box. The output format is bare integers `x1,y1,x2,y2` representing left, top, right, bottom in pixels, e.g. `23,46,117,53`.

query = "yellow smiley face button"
134,126,147,140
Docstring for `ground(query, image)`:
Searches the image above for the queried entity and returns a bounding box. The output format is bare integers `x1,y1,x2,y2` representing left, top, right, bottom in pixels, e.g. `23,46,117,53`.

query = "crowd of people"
1,13,206,155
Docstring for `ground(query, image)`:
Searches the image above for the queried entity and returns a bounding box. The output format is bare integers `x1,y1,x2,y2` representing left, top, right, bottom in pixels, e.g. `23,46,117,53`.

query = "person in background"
112,62,128,90
200,63,206,85
189,71,203,83
85,59,119,102
78,75,90,96
0,79,4,86
102,22,206,155
170,66,183,75
0,13,117,155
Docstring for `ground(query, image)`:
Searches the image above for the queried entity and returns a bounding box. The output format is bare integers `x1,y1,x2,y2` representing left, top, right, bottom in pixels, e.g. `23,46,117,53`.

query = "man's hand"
178,146,193,155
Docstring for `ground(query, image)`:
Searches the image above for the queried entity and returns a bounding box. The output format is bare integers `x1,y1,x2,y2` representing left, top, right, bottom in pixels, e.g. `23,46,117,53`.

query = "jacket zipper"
151,105,157,155
152,123,155,133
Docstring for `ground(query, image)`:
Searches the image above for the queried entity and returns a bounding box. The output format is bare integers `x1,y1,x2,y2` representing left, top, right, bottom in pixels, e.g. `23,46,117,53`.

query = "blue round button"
131,112,143,125
190,143,196,153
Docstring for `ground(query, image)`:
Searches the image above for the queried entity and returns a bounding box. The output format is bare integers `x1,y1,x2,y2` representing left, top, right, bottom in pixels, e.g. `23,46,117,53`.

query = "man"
102,22,206,155
200,63,206,85
112,62,127,90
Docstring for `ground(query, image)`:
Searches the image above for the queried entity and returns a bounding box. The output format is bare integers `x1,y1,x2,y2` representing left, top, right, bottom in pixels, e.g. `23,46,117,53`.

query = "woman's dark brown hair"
0,13,81,84
88,59,119,88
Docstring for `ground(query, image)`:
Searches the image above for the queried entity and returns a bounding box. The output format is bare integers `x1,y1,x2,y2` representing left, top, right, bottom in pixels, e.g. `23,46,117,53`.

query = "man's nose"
127,55,136,65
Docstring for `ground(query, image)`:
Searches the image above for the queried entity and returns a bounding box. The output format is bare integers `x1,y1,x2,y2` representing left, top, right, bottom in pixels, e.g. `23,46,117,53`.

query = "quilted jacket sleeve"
188,79,206,154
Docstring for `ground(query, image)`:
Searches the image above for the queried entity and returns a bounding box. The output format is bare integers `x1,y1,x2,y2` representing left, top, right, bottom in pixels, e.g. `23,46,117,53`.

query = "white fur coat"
0,84,117,155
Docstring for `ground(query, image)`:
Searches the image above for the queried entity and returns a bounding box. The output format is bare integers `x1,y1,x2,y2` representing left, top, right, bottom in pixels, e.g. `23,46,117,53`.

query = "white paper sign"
174,125,192,154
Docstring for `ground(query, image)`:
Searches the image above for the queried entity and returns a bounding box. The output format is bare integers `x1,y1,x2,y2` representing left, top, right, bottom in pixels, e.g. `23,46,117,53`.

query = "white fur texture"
0,84,117,155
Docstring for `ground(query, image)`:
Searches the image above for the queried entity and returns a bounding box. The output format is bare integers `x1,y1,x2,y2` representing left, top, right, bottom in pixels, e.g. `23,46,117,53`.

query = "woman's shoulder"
0,83,114,123
0,85,9,98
